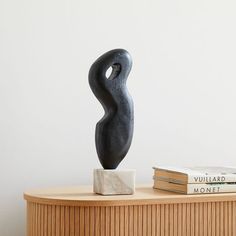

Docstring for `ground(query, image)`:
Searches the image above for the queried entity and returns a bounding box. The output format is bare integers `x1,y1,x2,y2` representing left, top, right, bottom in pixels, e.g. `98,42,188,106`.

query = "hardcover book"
153,166,236,184
154,179,236,194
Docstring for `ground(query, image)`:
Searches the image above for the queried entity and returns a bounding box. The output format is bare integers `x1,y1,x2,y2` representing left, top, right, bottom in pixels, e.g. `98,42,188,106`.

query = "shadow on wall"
0,201,25,236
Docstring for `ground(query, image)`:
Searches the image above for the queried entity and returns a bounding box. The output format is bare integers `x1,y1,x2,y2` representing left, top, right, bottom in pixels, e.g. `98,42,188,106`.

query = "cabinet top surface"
24,185,236,206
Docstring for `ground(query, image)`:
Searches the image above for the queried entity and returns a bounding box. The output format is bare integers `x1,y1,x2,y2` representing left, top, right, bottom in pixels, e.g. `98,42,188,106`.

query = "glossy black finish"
89,49,134,169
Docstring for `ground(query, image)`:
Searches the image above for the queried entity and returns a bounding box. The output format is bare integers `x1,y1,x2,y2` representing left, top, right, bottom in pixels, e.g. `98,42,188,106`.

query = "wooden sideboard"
24,185,236,236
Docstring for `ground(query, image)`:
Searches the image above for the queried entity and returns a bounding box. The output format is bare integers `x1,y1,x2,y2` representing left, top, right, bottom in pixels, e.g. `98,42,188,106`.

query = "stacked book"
153,166,236,194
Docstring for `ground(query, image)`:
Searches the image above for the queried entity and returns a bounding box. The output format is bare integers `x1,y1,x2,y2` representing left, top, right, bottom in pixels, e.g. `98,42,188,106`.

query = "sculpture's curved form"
89,49,134,169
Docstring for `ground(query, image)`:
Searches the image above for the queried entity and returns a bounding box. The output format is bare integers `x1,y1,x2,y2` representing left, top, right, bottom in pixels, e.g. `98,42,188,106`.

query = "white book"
153,166,236,184
154,180,236,194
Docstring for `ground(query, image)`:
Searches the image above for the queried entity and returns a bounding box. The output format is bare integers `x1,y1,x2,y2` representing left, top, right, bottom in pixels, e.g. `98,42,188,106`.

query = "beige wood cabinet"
24,185,236,236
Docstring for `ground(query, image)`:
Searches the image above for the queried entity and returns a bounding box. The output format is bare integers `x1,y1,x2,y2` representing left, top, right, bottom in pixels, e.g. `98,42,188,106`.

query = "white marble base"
93,169,136,195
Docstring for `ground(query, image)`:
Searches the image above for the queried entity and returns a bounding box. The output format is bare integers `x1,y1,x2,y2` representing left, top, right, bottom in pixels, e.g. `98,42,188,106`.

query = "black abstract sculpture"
89,49,134,169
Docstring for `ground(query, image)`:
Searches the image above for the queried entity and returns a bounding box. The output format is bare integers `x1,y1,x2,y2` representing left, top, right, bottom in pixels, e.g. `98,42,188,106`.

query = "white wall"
1,0,236,235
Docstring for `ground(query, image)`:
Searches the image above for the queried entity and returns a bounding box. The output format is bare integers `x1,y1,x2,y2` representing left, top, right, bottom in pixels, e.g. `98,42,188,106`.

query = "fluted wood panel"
27,201,236,236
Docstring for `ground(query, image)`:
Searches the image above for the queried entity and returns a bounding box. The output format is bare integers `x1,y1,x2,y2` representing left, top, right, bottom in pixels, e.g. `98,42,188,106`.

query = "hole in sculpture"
106,63,121,80
106,67,113,79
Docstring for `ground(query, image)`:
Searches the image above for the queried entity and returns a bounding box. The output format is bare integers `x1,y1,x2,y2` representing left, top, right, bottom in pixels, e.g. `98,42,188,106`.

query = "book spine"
187,183,236,194
188,174,236,183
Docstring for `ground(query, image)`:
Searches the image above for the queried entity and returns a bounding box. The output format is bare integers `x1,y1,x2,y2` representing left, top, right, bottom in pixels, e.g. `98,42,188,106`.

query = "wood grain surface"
25,185,236,236
24,185,236,206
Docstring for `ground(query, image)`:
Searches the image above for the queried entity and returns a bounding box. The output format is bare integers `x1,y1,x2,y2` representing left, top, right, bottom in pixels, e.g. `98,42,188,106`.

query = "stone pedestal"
93,169,135,195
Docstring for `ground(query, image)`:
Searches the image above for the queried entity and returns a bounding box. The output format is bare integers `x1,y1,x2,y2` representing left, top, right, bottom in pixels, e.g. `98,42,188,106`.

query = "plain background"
1,0,236,235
